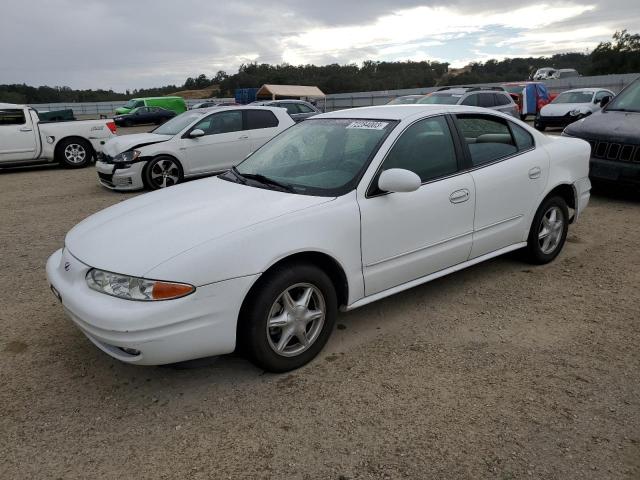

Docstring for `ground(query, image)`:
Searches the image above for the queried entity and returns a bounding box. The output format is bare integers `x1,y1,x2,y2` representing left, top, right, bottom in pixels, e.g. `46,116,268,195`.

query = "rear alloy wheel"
143,156,183,190
526,196,569,264
240,263,337,372
57,138,92,168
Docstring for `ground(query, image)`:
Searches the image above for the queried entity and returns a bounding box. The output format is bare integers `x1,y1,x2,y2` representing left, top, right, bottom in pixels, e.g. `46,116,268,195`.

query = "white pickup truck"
0,103,116,168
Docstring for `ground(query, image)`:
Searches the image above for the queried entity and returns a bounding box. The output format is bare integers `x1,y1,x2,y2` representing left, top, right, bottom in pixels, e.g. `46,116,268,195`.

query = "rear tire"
142,156,183,190
525,196,569,264
56,138,93,168
534,119,546,131
239,262,338,373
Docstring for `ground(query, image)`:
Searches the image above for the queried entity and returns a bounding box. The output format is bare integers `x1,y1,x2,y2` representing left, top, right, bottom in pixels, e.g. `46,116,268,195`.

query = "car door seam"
364,230,474,268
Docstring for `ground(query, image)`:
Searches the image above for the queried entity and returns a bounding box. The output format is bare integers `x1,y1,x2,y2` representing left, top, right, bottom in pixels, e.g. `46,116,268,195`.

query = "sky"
1,0,638,91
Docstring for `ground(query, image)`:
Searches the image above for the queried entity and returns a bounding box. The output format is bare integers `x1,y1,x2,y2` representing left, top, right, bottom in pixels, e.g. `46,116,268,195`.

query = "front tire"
142,156,183,190
525,196,569,264
239,262,338,373
56,138,93,168
534,119,546,131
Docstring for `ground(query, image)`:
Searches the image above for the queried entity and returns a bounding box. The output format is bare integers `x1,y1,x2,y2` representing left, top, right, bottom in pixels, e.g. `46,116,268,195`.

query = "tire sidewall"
527,196,569,264
142,156,183,190
57,138,92,168
241,263,338,373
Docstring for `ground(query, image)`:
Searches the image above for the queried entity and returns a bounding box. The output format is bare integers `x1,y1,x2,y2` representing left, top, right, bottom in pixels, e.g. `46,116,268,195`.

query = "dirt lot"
0,161,639,479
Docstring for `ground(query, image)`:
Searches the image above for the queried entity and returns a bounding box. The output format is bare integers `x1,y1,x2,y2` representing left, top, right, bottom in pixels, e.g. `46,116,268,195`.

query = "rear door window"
245,110,279,130
478,93,495,108
0,109,26,125
282,103,300,115
455,115,518,166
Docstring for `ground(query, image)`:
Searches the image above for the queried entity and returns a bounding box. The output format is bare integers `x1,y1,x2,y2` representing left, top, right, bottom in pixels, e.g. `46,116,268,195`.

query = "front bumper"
537,115,581,128
96,160,146,191
589,157,640,186
46,248,259,365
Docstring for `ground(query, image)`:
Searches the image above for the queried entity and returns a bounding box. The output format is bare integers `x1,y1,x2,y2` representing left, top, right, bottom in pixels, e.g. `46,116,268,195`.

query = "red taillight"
106,121,117,134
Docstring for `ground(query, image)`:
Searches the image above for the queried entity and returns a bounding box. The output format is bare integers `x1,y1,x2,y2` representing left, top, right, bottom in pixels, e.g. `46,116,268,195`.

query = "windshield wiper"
240,172,296,193
226,166,247,184
606,108,640,113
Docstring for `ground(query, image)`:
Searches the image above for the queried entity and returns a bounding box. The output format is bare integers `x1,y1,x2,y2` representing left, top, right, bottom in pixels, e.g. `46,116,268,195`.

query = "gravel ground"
1,157,639,479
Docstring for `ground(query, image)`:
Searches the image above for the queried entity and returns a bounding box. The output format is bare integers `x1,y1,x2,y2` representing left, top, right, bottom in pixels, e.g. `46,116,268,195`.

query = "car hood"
541,102,594,116
564,109,640,142
65,177,333,278
103,133,172,156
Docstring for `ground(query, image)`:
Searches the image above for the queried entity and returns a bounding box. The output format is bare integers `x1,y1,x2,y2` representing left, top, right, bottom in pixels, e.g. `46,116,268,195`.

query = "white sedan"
47,105,591,372
535,88,614,131
95,106,294,190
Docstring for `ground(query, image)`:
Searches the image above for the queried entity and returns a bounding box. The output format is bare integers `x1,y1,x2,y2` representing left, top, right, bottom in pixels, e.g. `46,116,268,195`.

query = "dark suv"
563,77,640,188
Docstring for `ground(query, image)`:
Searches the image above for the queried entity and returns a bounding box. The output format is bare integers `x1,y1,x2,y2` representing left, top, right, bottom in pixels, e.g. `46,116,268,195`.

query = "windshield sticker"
346,121,389,130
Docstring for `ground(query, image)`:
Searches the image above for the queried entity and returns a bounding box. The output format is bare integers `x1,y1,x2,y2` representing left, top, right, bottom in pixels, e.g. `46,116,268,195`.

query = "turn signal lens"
152,282,195,300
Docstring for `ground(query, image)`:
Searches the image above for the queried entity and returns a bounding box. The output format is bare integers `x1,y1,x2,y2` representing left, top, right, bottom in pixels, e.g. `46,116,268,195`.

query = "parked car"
417,87,519,117
0,103,116,168
532,67,557,80
503,82,554,120
113,107,176,127
387,95,424,105
552,69,580,79
115,96,187,115
48,104,591,372
535,88,614,131
563,77,640,187
251,100,320,122
191,101,239,109
96,106,294,190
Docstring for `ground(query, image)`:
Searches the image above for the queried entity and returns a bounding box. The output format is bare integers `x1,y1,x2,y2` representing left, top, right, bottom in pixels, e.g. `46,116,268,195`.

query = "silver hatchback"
418,87,519,118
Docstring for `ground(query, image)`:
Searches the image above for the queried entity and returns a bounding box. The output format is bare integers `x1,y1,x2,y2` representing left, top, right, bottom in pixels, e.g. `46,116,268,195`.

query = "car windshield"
229,118,397,196
417,93,461,105
552,92,593,104
152,112,203,135
124,100,137,108
606,80,640,112
388,96,421,105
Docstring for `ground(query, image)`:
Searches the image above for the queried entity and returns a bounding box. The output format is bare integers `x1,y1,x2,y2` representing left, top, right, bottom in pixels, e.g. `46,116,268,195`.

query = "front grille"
588,139,640,162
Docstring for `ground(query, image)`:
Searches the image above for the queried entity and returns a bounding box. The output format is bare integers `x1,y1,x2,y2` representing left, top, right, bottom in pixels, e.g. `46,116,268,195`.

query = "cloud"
0,0,638,90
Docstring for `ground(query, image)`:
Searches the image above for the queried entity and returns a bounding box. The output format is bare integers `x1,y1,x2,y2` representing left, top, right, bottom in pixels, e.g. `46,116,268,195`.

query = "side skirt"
342,242,527,312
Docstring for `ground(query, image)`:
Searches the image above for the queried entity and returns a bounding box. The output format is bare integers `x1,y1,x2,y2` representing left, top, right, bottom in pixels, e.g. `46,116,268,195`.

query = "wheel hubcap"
150,160,180,188
266,283,326,357
538,206,564,254
64,144,86,164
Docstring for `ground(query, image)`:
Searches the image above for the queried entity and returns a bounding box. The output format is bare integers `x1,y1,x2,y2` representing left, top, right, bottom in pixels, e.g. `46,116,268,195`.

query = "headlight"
569,109,582,116
86,269,195,301
113,150,141,163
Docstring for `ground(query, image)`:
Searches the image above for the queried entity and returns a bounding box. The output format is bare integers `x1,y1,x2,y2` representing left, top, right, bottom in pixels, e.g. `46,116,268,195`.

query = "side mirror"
189,129,205,138
378,169,421,193
599,96,611,108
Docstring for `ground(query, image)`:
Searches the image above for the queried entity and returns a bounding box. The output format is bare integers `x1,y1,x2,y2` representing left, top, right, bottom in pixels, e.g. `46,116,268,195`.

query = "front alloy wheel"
144,156,182,189
266,283,326,357
526,196,569,264
240,262,337,372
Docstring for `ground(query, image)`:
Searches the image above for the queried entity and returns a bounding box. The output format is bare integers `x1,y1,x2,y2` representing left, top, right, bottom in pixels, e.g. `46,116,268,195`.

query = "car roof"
560,88,607,94
198,105,286,113
317,104,502,121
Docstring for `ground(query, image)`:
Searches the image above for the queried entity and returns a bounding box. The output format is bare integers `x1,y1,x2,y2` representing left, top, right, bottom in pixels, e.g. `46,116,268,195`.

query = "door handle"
450,189,470,204
19,127,33,132
528,167,542,179
238,134,249,140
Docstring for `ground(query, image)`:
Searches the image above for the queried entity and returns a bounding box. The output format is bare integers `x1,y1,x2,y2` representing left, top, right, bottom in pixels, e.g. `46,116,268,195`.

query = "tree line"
2,30,639,104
